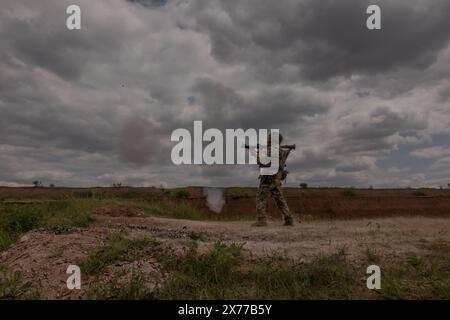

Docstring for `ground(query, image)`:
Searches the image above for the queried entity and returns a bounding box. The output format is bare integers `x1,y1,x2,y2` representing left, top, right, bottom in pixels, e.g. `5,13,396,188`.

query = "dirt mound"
90,206,147,217
1,214,449,299
0,228,105,299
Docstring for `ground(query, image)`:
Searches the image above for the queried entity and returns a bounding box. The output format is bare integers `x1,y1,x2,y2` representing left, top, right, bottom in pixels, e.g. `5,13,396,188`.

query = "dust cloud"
203,187,225,213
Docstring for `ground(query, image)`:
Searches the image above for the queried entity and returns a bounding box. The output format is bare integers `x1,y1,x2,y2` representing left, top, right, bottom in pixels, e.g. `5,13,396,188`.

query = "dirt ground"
1,206,449,299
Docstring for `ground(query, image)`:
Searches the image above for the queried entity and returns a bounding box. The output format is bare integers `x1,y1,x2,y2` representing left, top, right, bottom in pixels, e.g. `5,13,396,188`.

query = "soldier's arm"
256,149,271,167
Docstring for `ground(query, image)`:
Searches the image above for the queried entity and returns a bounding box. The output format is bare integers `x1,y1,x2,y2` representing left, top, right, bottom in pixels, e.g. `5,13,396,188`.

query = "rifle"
244,144,296,150
281,144,296,150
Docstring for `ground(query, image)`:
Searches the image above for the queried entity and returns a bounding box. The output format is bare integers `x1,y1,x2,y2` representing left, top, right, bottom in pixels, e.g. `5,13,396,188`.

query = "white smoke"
203,187,225,213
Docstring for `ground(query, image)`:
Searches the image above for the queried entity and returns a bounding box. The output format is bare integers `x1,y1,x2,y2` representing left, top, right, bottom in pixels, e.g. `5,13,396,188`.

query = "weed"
407,256,423,269
88,270,157,300
189,231,205,241
365,248,381,264
0,266,39,299
157,242,243,299
171,190,191,199
80,233,160,275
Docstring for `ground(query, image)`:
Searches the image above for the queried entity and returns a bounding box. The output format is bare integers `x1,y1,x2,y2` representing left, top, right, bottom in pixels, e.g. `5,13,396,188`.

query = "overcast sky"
1,0,450,188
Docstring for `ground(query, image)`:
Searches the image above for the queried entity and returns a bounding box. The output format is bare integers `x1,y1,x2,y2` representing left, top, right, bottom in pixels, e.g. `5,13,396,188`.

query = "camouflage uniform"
255,148,293,225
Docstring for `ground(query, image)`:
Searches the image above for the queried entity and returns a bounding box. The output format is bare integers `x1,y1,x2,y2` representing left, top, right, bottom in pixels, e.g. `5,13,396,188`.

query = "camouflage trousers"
256,180,292,221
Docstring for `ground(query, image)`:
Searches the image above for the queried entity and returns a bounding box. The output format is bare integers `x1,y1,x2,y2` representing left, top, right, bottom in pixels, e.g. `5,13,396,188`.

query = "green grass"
0,265,40,299
170,189,191,199
144,241,244,299
379,241,450,299
365,248,381,264
80,233,161,275
153,244,355,299
0,195,448,300
91,243,357,300
0,199,102,251
252,254,355,299
0,195,239,254
88,270,157,300
83,239,450,300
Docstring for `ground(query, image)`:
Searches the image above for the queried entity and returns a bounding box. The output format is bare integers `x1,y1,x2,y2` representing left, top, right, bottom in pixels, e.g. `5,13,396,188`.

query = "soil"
2,186,450,220
1,204,449,299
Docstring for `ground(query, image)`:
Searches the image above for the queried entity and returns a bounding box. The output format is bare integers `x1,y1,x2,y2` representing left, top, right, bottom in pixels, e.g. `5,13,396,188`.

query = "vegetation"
414,190,427,197
342,188,357,197
88,270,156,300
170,189,191,199
0,265,40,299
1,189,449,300
80,233,160,275
86,239,450,300
0,199,98,251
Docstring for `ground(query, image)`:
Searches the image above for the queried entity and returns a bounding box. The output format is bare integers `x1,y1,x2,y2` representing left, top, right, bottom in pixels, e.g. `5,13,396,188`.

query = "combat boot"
283,216,294,226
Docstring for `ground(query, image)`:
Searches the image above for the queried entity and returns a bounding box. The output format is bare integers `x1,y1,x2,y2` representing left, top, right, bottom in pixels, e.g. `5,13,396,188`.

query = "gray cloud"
190,0,450,83
0,0,449,188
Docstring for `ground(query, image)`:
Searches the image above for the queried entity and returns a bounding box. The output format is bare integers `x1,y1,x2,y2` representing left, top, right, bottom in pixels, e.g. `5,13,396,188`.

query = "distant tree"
50,184,55,188
299,183,308,189
32,180,43,188
112,183,123,187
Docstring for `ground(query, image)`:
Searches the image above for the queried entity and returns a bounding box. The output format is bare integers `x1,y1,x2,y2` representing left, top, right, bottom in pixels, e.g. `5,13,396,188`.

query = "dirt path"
98,215,450,261
1,213,449,299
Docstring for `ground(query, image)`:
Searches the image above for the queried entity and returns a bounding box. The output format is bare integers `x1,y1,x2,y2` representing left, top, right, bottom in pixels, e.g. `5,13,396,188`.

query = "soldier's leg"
254,184,269,226
271,184,294,225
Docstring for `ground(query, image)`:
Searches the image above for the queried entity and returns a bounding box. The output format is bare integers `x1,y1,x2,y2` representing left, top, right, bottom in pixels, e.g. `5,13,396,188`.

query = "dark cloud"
338,106,427,144
127,0,167,8
191,77,330,130
191,0,450,82
0,0,449,188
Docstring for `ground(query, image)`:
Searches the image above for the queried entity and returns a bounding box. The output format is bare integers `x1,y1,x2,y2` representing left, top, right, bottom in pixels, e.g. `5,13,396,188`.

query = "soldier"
247,133,295,227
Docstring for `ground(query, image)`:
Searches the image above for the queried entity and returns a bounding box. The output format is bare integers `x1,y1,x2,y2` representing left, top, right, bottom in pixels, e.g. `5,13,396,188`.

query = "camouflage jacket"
258,147,291,184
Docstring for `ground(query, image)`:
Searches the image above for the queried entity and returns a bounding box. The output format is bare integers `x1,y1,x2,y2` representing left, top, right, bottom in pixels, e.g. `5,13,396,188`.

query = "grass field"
0,190,449,300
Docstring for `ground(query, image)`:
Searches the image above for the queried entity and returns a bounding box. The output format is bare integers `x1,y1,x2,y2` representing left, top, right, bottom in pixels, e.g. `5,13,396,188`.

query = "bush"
0,206,43,251
414,190,427,197
0,207,43,235
170,203,201,220
0,199,98,251
171,189,191,199
342,188,357,197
